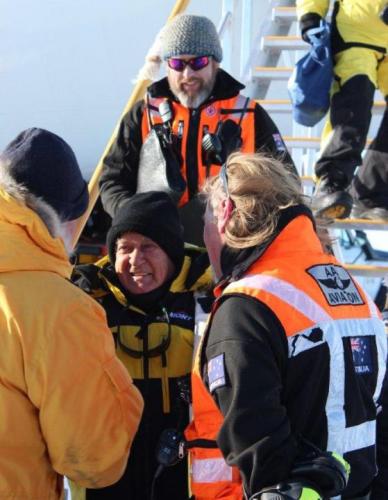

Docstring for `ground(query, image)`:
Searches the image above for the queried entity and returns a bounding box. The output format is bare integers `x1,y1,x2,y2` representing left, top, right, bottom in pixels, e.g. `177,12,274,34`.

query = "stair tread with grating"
343,264,388,277
256,99,385,114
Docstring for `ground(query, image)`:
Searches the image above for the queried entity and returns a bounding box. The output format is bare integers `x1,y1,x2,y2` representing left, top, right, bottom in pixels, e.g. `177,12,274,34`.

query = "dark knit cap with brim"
107,191,185,271
0,128,89,221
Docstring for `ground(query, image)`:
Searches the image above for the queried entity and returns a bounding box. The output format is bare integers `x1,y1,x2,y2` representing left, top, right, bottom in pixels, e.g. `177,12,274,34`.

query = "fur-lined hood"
0,173,72,278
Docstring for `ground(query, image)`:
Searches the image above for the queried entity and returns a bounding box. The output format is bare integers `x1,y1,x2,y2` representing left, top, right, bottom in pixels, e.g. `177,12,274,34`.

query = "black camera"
155,429,185,467
381,4,388,25
202,119,242,166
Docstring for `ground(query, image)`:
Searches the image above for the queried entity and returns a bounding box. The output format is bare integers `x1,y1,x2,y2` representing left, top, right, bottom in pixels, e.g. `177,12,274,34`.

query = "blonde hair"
203,152,307,249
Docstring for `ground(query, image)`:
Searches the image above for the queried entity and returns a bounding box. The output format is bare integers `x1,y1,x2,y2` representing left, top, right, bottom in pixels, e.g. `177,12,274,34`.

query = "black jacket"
201,207,388,499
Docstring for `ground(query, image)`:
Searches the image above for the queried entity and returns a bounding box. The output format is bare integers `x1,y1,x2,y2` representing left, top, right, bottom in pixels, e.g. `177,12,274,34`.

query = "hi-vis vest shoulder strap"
140,94,256,206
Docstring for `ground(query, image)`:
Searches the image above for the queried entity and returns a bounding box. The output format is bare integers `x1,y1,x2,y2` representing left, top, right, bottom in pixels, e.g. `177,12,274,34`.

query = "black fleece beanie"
0,128,88,221
107,191,185,270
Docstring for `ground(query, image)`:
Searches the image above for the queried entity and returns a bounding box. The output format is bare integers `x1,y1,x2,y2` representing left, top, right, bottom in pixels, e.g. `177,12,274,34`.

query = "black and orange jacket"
186,206,388,499
99,69,296,217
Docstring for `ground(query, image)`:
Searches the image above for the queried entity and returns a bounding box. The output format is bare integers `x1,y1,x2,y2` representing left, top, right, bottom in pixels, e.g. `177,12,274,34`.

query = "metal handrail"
71,0,190,248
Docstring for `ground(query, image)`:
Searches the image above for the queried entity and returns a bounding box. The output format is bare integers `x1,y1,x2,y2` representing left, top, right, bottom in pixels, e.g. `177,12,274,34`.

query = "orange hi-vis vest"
185,215,387,500
140,94,256,206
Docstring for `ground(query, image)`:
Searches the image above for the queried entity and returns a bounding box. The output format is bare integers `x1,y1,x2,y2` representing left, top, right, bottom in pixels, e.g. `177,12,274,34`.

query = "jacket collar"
217,205,316,290
148,68,245,103
0,188,72,278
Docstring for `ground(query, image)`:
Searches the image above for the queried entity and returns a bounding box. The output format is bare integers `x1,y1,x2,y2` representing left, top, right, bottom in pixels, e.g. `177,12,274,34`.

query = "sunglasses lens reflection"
168,56,210,72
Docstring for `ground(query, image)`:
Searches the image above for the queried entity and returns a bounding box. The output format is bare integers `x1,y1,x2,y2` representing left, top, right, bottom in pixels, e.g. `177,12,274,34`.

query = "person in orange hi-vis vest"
99,15,297,246
184,151,388,499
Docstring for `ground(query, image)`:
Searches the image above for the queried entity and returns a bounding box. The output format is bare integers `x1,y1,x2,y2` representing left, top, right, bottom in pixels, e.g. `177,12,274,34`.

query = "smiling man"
72,191,212,500
99,14,296,245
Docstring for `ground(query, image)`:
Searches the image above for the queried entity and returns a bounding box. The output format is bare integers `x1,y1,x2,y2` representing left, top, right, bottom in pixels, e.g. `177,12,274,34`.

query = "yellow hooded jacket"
0,188,143,499
297,0,388,50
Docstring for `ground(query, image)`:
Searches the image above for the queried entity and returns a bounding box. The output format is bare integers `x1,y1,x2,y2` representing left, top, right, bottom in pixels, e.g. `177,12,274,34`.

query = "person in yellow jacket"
184,151,388,499
297,0,388,220
99,14,296,246
0,128,143,499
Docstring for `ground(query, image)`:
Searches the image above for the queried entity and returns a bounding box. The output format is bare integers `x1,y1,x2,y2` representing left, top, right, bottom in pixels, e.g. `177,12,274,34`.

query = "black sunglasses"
167,55,210,72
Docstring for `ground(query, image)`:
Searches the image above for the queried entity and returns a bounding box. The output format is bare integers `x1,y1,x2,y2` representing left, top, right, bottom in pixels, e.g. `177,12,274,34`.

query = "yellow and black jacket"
72,245,213,500
297,0,388,53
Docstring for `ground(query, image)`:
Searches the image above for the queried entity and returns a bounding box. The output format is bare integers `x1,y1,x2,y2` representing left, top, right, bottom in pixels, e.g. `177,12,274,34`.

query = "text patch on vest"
307,264,364,306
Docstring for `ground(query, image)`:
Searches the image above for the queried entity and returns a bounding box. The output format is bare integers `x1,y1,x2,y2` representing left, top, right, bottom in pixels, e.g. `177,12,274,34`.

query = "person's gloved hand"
299,13,323,43
249,482,321,499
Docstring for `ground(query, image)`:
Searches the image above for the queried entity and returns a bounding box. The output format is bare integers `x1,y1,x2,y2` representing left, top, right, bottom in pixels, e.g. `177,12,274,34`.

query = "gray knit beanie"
162,15,222,62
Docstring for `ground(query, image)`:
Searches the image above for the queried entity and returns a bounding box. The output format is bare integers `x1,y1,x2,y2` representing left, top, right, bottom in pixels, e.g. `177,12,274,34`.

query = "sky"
0,0,222,179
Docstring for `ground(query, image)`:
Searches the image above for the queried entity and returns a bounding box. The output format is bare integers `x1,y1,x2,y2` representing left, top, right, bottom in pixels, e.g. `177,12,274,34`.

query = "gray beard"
171,71,217,109
175,86,212,108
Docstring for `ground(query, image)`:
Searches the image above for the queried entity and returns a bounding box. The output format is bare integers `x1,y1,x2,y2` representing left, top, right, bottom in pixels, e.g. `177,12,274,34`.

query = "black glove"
299,13,323,43
249,482,321,499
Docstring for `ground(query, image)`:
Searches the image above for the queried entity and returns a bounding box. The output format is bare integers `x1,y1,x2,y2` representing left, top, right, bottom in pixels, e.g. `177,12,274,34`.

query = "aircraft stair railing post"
70,0,191,250
219,0,234,76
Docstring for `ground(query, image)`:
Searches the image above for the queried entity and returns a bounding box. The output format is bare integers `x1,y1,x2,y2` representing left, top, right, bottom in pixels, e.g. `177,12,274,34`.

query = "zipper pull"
178,440,186,459
177,120,184,138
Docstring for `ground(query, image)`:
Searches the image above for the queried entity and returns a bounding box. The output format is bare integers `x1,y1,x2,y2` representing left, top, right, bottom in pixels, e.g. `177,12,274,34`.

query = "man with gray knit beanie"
100,14,296,245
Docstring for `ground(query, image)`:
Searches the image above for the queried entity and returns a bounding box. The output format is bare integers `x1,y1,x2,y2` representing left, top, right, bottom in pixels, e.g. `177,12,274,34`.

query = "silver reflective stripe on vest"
225,274,387,456
192,457,233,483
224,274,331,324
323,318,386,453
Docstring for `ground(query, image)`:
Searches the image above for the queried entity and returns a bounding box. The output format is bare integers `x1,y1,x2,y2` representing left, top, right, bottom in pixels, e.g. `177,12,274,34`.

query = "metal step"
272,6,297,23
254,66,293,80
284,136,373,150
301,178,388,229
257,99,385,115
344,264,388,278
272,6,332,24
329,218,388,231
262,35,307,52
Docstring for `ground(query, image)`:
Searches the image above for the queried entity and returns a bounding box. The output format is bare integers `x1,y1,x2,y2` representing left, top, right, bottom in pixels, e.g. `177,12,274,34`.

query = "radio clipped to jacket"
202,119,243,166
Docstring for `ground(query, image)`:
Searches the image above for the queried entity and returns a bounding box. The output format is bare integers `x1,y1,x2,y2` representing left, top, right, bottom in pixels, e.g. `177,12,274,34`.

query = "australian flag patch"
272,133,286,152
350,336,373,374
207,353,226,393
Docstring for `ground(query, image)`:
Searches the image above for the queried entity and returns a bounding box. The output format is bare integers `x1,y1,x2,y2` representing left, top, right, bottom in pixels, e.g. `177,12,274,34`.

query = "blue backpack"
288,21,333,127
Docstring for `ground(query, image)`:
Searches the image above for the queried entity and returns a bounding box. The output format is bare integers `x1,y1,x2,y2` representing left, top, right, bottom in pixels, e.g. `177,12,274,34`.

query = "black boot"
312,175,353,219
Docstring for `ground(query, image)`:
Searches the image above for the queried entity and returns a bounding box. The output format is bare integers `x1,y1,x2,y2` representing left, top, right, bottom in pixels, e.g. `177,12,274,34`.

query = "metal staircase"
219,0,388,292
